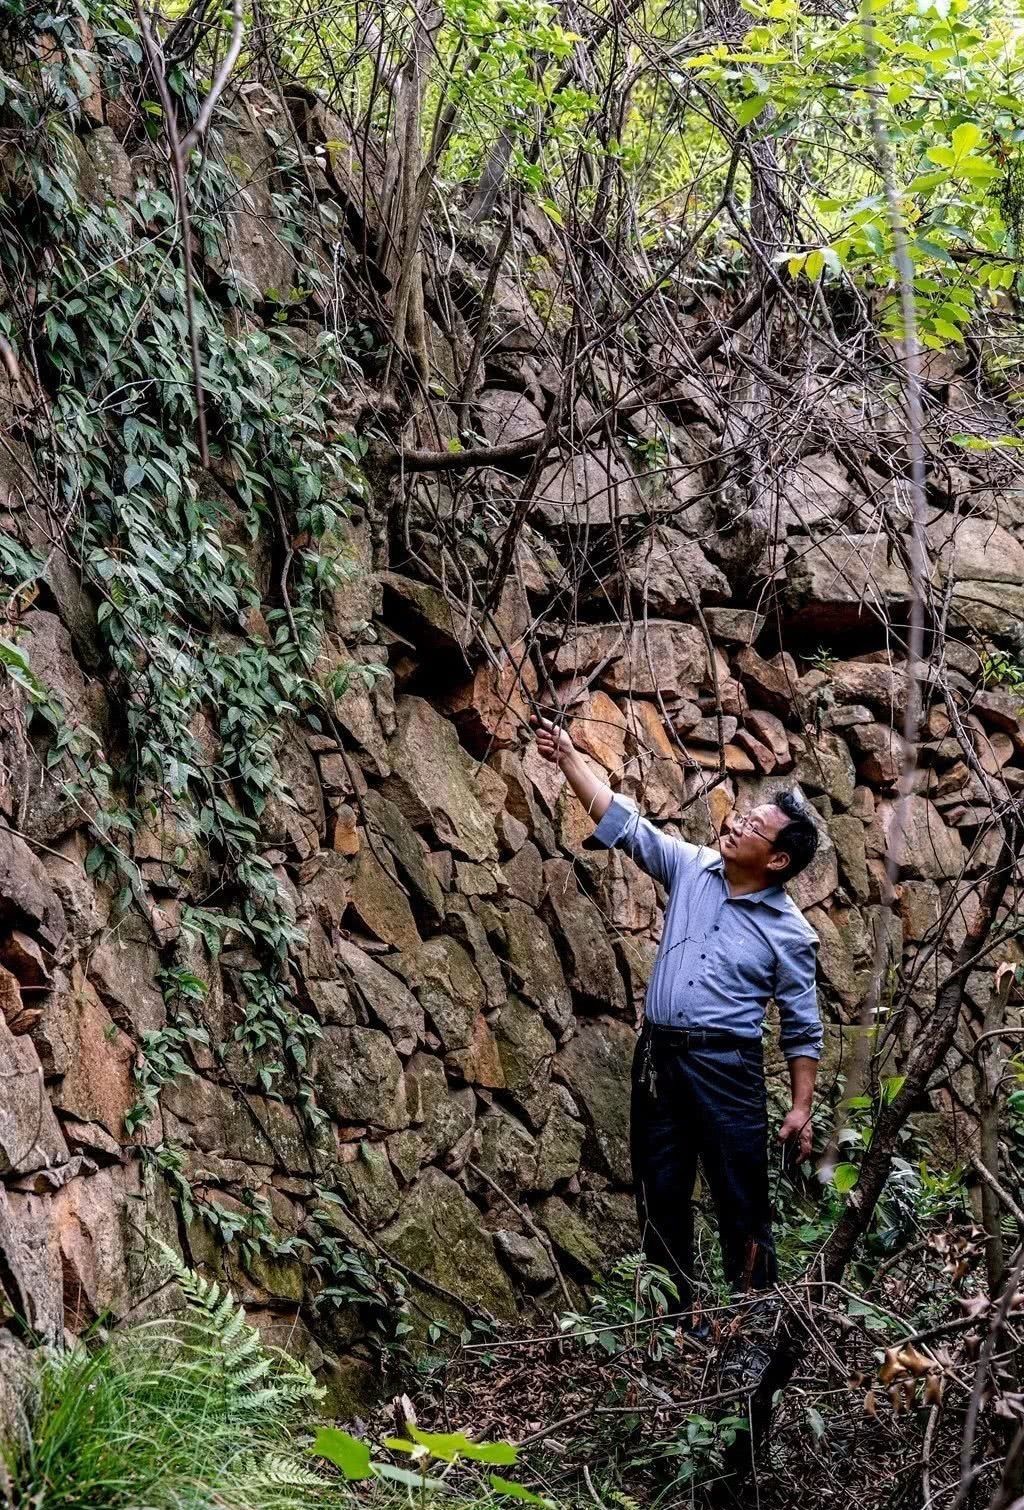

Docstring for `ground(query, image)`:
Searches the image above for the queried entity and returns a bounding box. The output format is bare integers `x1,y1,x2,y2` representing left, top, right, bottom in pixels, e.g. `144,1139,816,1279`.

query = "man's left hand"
778,1106,813,1163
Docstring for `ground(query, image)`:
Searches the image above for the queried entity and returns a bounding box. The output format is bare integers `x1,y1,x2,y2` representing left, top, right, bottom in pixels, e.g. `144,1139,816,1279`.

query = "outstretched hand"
531,714,576,766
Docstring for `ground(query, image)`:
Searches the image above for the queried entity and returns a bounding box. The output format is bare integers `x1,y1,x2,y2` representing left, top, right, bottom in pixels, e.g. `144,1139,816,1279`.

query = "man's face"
719,803,792,879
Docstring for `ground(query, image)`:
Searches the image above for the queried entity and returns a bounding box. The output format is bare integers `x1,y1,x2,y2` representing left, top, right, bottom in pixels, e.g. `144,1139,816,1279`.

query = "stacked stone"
2,50,1024,1416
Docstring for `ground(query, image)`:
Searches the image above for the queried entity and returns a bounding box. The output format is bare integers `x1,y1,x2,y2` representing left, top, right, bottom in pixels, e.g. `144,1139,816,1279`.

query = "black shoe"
720,1337,772,1392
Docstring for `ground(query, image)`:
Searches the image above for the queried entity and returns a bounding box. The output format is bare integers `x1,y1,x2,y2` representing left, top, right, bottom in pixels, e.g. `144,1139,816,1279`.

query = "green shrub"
1,1250,330,1510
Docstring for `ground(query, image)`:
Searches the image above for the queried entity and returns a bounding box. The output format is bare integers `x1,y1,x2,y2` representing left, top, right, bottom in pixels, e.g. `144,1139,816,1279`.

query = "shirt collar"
708,854,790,911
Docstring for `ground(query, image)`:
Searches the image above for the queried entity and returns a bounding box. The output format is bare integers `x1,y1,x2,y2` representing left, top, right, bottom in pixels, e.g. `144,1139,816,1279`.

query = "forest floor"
364,1266,976,1510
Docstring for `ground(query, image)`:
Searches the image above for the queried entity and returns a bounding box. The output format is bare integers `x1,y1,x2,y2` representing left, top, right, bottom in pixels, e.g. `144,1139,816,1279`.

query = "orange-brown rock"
733,727,776,774
444,657,536,753
569,691,628,777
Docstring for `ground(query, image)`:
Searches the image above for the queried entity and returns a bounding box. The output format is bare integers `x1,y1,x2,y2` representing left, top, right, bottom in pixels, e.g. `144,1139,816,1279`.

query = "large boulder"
784,535,911,632
534,1086,586,1188
849,722,909,786
377,1168,516,1323
829,813,870,900
50,973,135,1140
380,573,473,658
620,700,688,821
601,622,708,696
494,995,557,1094
74,126,134,204
0,1184,63,1336
926,514,1024,585
554,1017,635,1184
568,691,628,778
162,1077,313,1171
581,848,658,933
334,1140,402,1228
400,1051,475,1169
347,846,422,955
805,906,865,1013
384,697,503,862
20,610,107,739
443,658,536,753
502,903,572,1036
415,936,486,1053
793,731,856,809
949,580,1024,638
0,823,65,949
312,1025,408,1131
478,389,546,448
780,453,864,533
260,730,325,857
867,795,965,881
532,448,645,529
473,1107,538,1191
0,1012,69,1177
212,122,296,299
734,647,799,718
610,526,731,611
535,1194,606,1277
543,859,626,1011
85,909,165,1036
337,940,424,1056
824,659,913,724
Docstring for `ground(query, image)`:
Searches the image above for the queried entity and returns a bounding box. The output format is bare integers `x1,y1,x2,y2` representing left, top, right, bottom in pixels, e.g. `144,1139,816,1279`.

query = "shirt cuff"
591,794,634,848
782,1038,822,1061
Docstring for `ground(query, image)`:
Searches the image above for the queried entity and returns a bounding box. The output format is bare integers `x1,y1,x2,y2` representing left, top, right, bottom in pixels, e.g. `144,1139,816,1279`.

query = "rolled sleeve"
774,933,823,1060
592,795,681,888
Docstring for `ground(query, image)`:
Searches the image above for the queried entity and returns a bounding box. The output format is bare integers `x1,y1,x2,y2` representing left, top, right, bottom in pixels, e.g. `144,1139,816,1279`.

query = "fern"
154,1241,325,1420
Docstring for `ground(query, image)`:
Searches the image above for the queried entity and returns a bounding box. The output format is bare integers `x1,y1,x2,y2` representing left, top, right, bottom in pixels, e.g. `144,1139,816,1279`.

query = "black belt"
644,1023,756,1050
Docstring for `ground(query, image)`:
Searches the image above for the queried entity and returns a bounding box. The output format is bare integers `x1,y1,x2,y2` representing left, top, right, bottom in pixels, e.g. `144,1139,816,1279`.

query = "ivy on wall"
0,0,381,1265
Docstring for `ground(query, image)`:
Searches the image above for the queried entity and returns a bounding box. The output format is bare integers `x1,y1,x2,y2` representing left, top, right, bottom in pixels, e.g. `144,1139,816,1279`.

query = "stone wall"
1,39,1024,1416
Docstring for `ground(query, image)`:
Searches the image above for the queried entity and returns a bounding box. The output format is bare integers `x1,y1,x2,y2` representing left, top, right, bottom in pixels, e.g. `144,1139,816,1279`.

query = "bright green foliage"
314,1426,373,1479
1,1250,329,1510
630,1411,749,1488
685,0,1024,352
313,1421,553,1506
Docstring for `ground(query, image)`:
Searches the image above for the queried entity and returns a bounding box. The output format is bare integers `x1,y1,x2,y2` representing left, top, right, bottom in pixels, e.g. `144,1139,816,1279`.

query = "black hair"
771,790,819,880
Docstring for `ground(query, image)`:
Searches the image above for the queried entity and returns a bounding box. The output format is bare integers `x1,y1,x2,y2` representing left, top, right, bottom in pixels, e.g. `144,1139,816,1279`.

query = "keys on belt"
640,1022,755,1098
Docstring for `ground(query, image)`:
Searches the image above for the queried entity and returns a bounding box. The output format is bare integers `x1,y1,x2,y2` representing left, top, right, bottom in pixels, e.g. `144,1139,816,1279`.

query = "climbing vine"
0,0,376,1253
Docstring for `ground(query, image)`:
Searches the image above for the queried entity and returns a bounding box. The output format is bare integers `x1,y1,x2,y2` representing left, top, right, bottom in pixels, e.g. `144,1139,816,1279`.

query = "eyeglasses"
729,813,774,843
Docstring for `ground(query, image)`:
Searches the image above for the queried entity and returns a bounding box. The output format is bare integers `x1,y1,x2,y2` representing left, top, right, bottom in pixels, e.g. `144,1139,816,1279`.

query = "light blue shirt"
593,796,823,1060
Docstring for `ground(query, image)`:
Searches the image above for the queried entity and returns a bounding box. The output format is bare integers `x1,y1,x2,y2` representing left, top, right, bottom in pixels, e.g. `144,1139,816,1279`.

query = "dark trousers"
630,1022,777,1313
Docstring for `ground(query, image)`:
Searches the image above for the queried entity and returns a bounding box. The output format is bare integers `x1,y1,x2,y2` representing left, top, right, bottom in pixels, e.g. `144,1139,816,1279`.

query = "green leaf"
489,1474,555,1504
881,1074,906,1104
405,1426,517,1465
735,93,768,126
833,1163,859,1193
124,460,146,491
313,1427,372,1480
373,1464,446,1490
908,170,946,193
805,248,825,281
950,121,983,159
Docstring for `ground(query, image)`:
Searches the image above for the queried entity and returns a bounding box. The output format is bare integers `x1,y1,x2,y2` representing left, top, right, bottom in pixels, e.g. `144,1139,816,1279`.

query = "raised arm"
531,717,681,886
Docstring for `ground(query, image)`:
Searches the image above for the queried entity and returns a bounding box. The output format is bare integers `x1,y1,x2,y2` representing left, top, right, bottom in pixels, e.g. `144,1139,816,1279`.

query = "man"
532,715,822,1316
